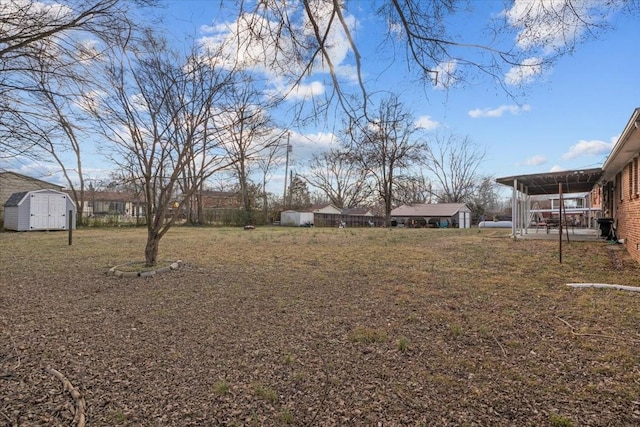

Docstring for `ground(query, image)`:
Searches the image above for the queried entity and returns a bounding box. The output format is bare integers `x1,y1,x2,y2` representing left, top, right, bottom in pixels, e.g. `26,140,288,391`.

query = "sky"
3,0,640,198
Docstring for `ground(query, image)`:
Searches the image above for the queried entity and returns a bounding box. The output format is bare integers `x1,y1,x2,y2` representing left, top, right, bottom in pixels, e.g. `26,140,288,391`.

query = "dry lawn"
1,226,639,426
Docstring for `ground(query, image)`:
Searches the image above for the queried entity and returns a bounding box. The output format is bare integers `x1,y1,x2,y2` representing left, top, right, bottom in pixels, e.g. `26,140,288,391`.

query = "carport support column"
512,179,518,237
520,183,526,235
559,183,563,263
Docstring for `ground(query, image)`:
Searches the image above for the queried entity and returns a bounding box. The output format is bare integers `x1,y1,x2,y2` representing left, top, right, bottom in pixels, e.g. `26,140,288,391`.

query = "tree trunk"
145,233,160,267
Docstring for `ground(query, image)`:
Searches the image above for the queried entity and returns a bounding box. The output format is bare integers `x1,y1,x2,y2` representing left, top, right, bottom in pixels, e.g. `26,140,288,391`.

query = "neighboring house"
529,193,600,227
342,207,374,216
598,107,640,263
311,203,341,214
390,203,472,228
69,190,146,218
199,190,241,209
0,172,63,220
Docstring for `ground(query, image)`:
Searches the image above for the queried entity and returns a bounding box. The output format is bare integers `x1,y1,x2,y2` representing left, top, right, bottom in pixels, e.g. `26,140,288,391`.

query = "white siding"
3,190,76,231
3,206,19,230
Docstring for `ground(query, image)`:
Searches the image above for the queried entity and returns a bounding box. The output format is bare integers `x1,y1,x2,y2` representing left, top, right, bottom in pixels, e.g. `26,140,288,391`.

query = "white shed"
280,210,314,226
3,189,76,231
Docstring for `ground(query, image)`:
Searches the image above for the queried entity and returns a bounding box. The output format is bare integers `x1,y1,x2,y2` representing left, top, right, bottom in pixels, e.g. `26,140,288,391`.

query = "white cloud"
549,165,564,172
503,0,611,53
468,104,531,118
431,60,457,90
415,115,440,130
198,5,358,95
523,155,547,166
285,81,326,101
562,137,616,160
504,58,543,86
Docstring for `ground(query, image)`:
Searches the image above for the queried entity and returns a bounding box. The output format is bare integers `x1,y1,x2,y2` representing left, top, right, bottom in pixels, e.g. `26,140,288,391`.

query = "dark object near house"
597,218,614,239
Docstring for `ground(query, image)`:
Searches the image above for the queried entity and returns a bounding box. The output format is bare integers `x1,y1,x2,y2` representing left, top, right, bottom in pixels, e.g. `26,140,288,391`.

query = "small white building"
3,189,76,231
280,210,314,226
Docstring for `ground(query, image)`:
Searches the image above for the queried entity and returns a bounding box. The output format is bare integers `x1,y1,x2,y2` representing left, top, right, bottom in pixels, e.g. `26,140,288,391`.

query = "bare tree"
466,176,502,222
286,173,312,211
255,134,287,223
0,0,154,159
346,94,426,225
7,46,98,225
421,131,486,204
393,173,433,205
304,148,372,209
215,1,639,119
88,33,234,266
217,75,280,225
0,0,157,228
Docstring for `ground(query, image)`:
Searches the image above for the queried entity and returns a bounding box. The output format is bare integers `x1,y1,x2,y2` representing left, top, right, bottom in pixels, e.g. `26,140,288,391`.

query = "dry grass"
1,226,639,426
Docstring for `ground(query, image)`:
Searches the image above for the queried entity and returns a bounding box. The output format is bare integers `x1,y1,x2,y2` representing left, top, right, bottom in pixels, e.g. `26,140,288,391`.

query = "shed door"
30,194,67,230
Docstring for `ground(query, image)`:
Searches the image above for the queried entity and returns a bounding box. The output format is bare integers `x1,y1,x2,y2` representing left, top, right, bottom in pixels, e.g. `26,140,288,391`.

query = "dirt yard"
1,227,639,426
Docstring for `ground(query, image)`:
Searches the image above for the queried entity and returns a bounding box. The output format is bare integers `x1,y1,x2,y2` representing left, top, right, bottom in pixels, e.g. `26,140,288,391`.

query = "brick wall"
616,157,640,263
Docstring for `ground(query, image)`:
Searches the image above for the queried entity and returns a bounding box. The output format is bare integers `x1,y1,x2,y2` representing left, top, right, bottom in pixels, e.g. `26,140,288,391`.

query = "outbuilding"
3,189,76,231
280,210,314,226
390,203,472,228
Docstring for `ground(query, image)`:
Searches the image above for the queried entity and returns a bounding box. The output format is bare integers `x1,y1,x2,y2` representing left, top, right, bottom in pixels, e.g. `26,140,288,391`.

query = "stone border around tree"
107,260,184,278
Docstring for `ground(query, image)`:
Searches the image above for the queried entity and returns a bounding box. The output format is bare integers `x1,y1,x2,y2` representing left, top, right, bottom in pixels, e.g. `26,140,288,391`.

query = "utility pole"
282,132,291,210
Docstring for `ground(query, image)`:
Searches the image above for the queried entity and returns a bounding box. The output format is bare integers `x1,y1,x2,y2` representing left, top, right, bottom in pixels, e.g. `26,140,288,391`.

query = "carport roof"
391,203,470,217
495,168,603,195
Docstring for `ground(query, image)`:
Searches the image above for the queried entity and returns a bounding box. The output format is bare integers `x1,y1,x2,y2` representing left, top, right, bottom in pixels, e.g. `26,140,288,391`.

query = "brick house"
599,108,640,263
199,190,241,208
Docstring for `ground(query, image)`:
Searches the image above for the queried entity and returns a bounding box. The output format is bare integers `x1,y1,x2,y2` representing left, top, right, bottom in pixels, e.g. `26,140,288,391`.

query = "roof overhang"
496,168,603,195
601,108,640,182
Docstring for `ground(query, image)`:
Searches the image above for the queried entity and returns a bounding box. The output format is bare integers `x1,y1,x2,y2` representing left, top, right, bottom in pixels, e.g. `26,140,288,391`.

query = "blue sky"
4,0,639,196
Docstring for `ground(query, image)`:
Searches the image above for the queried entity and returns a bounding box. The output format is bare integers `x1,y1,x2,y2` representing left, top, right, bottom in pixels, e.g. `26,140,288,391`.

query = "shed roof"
495,168,603,195
4,189,74,207
391,203,470,217
4,191,28,207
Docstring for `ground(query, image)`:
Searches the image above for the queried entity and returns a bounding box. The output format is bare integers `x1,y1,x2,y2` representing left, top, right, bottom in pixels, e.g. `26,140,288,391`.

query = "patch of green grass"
406,313,419,323
449,323,463,337
283,352,295,365
213,379,230,396
279,409,294,424
348,326,388,344
549,413,573,427
109,410,127,423
254,384,278,403
397,336,410,352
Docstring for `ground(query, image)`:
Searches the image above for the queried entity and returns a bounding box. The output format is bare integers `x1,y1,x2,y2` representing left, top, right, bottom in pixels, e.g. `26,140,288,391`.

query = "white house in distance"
390,203,472,228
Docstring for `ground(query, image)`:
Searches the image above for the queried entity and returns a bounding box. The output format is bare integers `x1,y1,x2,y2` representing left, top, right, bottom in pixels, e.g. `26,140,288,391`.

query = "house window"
634,157,639,196
629,162,634,199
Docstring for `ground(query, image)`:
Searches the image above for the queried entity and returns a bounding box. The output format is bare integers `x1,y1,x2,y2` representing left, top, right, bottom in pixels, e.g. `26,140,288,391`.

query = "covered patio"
496,168,604,243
